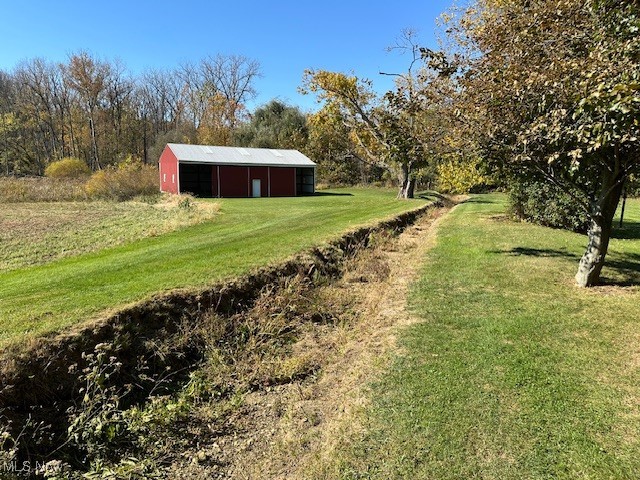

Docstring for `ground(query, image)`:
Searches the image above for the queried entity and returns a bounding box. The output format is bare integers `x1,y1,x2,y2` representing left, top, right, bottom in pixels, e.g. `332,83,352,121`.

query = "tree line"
0,52,260,175
0,51,387,187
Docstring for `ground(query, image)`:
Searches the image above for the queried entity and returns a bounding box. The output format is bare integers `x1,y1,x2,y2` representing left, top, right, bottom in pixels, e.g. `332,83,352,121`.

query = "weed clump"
5,274,341,476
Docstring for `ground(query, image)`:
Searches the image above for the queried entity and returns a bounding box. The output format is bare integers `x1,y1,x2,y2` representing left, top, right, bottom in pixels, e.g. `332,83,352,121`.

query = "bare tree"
14,59,63,162
64,51,112,170
200,54,261,129
178,61,207,128
140,68,185,134
0,52,261,174
104,59,134,159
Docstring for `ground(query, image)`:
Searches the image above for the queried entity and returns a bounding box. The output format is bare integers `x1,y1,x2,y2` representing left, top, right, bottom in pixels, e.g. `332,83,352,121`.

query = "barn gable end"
158,145,179,194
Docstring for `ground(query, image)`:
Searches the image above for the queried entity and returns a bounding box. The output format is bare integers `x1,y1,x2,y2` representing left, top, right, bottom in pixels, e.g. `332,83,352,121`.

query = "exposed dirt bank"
0,200,450,472
165,204,454,479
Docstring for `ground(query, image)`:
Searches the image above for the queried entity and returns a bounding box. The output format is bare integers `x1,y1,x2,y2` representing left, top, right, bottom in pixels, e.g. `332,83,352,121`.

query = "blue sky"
1,1,454,111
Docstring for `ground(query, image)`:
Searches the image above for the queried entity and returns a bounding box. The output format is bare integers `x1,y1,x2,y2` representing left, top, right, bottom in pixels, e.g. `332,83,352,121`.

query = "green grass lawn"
339,194,640,479
0,188,431,347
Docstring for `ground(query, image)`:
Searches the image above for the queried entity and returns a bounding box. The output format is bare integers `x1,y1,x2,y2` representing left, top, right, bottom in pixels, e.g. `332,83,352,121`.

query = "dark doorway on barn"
179,163,213,197
296,167,315,195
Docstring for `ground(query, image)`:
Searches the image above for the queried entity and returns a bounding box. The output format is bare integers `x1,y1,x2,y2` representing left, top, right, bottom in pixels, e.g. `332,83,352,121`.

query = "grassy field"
0,196,218,271
0,188,431,347
338,195,640,479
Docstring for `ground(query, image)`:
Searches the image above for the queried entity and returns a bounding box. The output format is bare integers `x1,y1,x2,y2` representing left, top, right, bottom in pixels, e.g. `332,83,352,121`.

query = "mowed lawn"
0,188,431,347
339,195,640,479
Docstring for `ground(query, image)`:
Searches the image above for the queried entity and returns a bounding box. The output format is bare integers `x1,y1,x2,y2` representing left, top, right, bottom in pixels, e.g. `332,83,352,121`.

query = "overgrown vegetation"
509,178,589,233
0,176,87,202
84,161,158,200
44,157,90,179
0,160,159,202
1,275,345,478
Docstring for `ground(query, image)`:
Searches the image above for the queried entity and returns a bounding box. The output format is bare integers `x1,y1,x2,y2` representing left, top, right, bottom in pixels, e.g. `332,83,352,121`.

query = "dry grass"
1,166,160,203
0,176,87,202
0,195,219,271
84,163,159,200
280,207,451,480
160,206,451,479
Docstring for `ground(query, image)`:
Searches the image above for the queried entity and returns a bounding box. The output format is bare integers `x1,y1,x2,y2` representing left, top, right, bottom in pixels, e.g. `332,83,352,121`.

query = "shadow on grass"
492,247,640,287
601,252,640,286
417,190,445,198
312,192,354,197
612,221,640,240
464,197,495,205
495,247,580,259
416,195,442,203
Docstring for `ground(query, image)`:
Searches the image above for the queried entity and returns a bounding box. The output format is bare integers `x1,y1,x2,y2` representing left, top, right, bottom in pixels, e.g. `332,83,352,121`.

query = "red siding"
269,167,296,197
160,145,303,198
220,166,249,197
249,167,269,197
159,146,179,194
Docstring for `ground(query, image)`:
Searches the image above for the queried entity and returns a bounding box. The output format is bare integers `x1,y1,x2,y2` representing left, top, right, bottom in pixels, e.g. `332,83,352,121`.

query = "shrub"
44,157,90,179
509,178,589,233
436,157,492,194
85,161,159,201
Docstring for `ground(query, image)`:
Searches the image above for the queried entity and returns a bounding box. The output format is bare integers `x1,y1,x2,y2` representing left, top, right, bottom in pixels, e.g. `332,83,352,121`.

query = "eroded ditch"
0,200,449,478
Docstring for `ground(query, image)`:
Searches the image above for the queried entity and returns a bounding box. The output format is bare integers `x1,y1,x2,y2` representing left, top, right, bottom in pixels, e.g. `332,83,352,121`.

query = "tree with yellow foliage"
301,32,454,198
453,0,640,286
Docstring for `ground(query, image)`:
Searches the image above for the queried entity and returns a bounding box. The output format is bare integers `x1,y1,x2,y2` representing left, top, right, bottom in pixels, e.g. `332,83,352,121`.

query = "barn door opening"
252,179,261,198
179,163,213,197
296,167,315,195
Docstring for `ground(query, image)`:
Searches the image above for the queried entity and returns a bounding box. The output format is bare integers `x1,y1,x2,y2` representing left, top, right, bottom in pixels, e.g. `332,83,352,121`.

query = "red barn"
159,143,316,198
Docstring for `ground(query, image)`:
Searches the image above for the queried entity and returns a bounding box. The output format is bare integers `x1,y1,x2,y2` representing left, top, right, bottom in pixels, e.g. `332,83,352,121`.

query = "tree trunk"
406,178,416,198
575,169,624,287
619,188,627,228
89,114,100,170
397,163,416,199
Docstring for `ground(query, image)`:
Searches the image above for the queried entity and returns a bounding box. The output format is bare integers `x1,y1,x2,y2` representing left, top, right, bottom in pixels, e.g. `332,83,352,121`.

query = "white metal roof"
167,144,316,168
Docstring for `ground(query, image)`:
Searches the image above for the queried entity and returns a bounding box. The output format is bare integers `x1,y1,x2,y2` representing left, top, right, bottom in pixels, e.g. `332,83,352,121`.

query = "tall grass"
0,177,87,202
84,164,158,200
0,164,159,203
